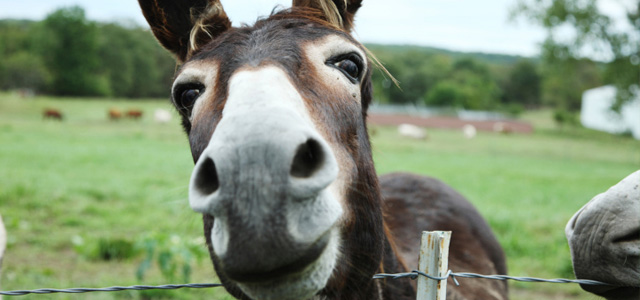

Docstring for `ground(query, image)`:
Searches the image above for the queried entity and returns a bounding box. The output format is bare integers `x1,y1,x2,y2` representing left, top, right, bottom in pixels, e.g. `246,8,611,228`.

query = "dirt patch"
368,113,533,134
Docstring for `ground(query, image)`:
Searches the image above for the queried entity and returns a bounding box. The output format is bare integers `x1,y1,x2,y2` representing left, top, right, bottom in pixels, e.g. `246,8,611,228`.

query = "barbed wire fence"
0,284,222,296
0,272,613,296
0,231,620,298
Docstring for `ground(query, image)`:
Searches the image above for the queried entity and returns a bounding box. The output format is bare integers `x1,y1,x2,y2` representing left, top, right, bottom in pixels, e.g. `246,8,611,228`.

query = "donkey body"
138,1,507,299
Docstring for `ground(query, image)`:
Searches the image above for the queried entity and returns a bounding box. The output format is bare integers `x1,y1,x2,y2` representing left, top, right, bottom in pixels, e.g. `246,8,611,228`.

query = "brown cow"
108,109,122,121
43,109,63,121
126,109,143,120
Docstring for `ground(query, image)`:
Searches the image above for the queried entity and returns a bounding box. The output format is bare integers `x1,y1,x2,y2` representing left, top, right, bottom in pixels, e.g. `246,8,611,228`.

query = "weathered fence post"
416,231,452,300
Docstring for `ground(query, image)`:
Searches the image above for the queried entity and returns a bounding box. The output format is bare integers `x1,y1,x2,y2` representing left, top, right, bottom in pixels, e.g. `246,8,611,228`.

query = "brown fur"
138,0,231,62
108,109,122,121
126,110,143,119
381,173,508,300
138,1,508,299
43,109,63,121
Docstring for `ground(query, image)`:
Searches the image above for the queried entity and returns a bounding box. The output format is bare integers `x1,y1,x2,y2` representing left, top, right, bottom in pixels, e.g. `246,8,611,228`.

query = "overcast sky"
0,0,633,57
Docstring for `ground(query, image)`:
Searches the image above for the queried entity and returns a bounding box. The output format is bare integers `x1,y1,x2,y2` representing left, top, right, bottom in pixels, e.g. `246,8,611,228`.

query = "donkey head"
139,1,384,299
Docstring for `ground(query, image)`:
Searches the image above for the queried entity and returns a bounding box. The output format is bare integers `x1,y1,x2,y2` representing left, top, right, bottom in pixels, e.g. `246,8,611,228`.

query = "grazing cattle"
126,109,143,120
492,122,512,134
566,170,640,300
153,109,172,124
138,1,508,299
398,123,427,140
462,124,477,139
108,109,122,121
43,109,63,121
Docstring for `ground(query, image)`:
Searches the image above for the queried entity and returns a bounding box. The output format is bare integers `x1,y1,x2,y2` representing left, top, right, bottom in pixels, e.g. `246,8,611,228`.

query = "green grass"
0,93,234,299
1,92,639,299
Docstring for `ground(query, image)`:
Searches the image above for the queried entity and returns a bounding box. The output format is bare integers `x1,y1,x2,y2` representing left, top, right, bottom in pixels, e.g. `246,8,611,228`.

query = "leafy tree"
0,20,33,57
0,11,176,98
501,59,541,108
126,27,176,98
381,51,432,104
371,50,453,105
96,23,135,97
540,49,602,110
513,0,639,109
36,6,108,96
452,57,490,75
424,80,465,107
95,23,178,98
0,21,51,91
0,52,50,91
424,58,501,110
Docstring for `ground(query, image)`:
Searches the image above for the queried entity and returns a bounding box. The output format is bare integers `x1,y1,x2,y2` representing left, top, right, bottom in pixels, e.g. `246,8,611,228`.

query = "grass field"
1,92,639,299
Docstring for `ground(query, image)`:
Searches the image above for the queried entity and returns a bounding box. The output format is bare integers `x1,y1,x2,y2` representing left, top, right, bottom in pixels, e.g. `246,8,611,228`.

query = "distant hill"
0,19,35,28
364,43,536,65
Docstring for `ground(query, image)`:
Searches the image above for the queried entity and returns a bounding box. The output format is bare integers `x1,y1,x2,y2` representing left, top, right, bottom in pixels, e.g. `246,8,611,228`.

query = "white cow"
566,170,640,300
153,109,172,124
397,123,427,140
462,124,477,139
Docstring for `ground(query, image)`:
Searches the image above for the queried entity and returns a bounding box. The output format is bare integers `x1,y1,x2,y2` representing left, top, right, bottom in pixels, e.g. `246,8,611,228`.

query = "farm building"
581,85,640,140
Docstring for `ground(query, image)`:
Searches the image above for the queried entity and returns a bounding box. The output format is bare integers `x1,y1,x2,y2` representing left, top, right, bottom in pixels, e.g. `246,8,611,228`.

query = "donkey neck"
380,233,416,300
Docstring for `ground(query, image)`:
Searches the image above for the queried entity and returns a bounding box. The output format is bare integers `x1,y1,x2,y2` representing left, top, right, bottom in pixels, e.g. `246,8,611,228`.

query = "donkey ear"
138,0,231,62
292,0,363,32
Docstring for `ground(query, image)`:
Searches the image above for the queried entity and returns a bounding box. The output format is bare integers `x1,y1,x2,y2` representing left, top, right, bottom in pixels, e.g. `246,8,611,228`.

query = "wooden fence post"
416,231,452,300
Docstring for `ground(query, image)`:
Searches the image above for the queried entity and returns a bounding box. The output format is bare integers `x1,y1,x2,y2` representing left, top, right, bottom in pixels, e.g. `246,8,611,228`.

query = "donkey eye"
328,53,364,82
336,59,359,79
173,84,204,115
182,89,201,105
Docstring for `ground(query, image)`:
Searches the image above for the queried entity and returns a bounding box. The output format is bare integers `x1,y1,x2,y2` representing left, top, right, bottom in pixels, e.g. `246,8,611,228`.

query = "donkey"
566,170,639,300
138,1,508,299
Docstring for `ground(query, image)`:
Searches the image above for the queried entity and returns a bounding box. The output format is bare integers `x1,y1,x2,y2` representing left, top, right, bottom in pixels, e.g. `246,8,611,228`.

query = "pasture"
0,92,638,299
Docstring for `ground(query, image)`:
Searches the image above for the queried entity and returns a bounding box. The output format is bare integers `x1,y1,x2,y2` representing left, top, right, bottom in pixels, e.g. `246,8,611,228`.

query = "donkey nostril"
291,139,324,178
613,229,640,244
195,157,219,195
569,205,589,231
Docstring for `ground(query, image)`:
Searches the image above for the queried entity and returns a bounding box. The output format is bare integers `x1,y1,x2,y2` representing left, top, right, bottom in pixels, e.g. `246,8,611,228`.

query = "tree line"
1,4,635,115
0,7,175,98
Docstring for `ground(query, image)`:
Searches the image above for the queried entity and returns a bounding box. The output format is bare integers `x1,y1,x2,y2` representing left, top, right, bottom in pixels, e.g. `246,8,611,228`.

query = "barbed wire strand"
0,271,618,296
372,270,616,287
0,283,222,296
